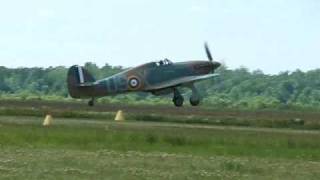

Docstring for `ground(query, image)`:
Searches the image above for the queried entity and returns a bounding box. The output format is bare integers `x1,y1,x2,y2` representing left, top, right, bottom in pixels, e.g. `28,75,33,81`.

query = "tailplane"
67,65,95,98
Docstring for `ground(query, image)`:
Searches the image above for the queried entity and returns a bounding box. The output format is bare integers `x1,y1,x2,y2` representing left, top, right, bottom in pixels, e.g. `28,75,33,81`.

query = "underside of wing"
145,73,219,91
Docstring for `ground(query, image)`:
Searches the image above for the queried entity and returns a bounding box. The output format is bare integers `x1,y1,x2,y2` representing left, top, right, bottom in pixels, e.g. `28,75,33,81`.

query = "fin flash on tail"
67,65,96,98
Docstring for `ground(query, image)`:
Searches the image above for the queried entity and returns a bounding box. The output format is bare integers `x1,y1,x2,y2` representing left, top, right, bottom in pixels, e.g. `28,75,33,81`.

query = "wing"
145,73,219,90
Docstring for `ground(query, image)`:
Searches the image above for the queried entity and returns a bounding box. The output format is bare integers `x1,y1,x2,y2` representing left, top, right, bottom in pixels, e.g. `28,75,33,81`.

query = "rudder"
67,65,95,98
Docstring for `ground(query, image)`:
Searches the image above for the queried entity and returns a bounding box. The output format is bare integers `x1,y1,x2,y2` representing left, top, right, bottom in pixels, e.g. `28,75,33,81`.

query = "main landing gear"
172,88,184,107
189,85,201,106
88,98,95,107
172,85,201,107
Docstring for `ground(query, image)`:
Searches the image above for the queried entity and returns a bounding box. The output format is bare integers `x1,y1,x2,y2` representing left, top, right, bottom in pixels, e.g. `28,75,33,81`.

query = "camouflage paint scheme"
67,59,220,99
67,43,221,106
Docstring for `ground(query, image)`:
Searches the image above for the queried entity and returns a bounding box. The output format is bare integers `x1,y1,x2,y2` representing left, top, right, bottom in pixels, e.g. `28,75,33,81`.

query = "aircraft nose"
194,61,220,74
213,61,221,69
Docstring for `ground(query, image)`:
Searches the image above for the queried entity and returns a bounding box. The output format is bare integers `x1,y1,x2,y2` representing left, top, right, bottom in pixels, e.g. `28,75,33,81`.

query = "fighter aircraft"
67,43,221,107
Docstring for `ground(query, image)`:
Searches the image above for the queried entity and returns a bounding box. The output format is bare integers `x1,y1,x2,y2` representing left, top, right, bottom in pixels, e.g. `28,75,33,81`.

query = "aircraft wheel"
173,96,184,107
190,95,200,106
88,99,94,106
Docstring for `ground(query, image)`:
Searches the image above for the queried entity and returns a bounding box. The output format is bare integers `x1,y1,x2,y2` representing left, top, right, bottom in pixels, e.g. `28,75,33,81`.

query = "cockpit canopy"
156,58,173,66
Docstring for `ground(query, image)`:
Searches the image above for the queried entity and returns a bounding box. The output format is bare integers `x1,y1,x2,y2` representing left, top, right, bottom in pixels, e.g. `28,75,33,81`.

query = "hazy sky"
0,0,319,74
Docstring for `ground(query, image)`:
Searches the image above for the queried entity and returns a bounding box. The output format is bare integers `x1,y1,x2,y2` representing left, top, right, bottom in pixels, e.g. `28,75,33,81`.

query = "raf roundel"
128,77,140,89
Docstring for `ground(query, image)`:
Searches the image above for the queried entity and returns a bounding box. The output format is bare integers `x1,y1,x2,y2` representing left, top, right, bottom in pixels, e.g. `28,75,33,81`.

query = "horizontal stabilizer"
77,82,95,87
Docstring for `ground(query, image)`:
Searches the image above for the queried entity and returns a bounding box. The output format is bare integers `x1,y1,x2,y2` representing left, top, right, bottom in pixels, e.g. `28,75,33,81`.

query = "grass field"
1,99,320,130
1,115,320,179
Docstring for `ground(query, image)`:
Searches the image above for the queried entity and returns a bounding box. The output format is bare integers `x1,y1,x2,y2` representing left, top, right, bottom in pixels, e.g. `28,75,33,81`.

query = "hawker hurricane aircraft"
67,43,221,107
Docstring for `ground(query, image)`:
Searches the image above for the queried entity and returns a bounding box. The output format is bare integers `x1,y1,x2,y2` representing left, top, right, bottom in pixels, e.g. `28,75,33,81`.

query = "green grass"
1,116,320,179
0,116,320,160
2,106,320,130
2,99,320,130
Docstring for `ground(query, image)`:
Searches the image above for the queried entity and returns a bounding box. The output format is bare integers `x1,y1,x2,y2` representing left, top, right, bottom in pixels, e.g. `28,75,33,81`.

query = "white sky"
0,0,319,74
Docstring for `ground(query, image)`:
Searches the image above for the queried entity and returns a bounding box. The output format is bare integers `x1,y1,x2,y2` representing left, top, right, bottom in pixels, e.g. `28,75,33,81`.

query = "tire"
189,96,200,106
173,96,184,107
88,100,94,107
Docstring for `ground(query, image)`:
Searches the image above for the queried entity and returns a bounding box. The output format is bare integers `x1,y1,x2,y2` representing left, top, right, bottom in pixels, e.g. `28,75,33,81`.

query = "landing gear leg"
88,98,95,107
172,88,184,107
189,85,201,106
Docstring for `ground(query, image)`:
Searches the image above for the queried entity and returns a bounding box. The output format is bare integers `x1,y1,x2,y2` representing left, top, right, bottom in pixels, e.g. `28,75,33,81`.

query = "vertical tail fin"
67,65,95,98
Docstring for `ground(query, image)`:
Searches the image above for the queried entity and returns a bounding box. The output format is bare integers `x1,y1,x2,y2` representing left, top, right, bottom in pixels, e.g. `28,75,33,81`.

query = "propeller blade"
204,42,213,61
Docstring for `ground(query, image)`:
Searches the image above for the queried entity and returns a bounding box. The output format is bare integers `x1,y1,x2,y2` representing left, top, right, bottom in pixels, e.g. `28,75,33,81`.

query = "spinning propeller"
204,42,221,72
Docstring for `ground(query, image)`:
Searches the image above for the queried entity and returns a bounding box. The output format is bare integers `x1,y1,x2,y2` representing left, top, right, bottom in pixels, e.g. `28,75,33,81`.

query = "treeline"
0,62,320,109
0,63,122,98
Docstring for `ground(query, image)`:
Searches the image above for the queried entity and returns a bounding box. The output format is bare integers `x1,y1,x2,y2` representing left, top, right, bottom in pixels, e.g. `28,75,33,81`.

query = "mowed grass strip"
2,105,320,130
2,148,320,180
0,116,320,161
